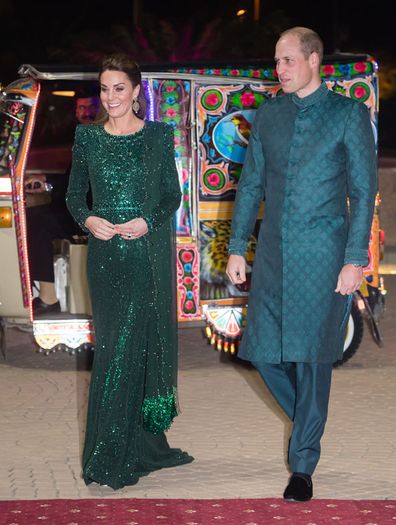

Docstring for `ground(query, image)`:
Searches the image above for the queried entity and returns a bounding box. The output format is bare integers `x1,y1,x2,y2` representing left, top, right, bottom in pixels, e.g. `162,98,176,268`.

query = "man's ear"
309,51,320,69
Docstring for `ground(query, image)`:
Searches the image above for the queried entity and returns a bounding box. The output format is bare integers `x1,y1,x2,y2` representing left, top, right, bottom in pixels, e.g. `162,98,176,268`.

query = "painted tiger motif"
199,220,257,298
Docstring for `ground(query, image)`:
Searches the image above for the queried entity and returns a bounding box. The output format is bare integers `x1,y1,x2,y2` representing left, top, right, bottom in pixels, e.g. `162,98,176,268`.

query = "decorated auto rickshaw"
0,55,385,364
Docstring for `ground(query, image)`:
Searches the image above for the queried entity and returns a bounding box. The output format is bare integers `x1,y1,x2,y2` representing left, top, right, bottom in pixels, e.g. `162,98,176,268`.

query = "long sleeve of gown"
66,125,92,232
343,102,377,266
228,113,265,256
143,125,182,232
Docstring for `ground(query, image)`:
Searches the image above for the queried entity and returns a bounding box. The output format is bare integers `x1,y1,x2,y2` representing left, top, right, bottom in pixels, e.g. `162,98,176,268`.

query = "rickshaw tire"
369,316,384,347
333,301,364,367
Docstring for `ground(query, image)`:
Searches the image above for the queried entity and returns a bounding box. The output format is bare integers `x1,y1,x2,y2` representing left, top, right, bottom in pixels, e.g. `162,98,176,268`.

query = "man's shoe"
33,297,61,315
283,473,313,502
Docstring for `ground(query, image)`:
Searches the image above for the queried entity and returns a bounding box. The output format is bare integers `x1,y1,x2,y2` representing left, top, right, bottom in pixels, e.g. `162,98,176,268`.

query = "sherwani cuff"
344,248,369,267
228,238,248,257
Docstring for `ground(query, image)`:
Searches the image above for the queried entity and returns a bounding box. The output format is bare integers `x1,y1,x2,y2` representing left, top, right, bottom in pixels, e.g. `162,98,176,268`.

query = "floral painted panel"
196,83,280,201
153,79,193,236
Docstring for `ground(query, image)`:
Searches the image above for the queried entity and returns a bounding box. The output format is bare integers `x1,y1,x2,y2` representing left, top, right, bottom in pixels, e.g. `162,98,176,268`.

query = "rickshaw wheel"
334,301,364,367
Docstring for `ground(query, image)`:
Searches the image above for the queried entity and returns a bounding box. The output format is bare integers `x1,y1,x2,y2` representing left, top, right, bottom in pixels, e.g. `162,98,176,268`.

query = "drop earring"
132,98,140,114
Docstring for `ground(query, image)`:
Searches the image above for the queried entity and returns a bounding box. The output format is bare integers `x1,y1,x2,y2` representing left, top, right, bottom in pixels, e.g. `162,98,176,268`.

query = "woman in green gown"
66,54,193,489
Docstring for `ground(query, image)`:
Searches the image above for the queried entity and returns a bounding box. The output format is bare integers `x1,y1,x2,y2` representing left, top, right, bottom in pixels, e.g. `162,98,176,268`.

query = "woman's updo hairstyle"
96,53,147,122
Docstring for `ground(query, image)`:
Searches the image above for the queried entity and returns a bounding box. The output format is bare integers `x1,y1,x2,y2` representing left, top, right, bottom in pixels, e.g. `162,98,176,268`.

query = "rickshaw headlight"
0,207,12,228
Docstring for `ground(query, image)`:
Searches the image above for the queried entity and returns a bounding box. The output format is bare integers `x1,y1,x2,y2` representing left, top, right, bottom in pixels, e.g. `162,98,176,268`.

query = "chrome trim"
17,64,279,86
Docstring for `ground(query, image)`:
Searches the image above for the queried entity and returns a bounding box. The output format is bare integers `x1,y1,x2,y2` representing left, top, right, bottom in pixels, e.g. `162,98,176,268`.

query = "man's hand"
85,216,116,241
335,264,363,295
226,254,247,285
24,174,47,193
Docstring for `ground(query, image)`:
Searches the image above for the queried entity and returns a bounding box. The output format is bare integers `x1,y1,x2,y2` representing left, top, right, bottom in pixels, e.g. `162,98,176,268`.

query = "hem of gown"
83,452,194,490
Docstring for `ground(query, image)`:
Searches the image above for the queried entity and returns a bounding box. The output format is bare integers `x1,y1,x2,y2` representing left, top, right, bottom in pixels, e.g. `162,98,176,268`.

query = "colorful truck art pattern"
0,99,28,172
197,83,280,200
176,245,200,320
153,79,193,237
153,79,200,319
173,58,375,82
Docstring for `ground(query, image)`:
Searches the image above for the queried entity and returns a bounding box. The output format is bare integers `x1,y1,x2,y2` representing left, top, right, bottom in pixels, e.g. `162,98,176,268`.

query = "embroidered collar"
292,82,328,109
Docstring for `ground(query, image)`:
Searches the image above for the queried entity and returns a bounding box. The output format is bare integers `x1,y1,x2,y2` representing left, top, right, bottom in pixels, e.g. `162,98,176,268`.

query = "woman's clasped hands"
115,218,148,240
85,216,148,241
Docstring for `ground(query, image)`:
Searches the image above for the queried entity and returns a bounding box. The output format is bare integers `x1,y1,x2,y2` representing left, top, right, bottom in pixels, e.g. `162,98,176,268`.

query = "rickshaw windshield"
28,80,99,173
0,95,30,175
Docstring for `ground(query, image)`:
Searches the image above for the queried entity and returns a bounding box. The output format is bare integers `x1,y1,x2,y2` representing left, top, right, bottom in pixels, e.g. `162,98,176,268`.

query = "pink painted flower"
183,194,189,201
355,62,367,73
181,251,193,263
166,85,175,92
185,300,194,310
354,86,367,99
184,276,193,286
206,93,220,106
252,70,261,77
231,69,240,76
174,136,181,146
166,108,176,117
207,172,221,186
241,92,255,106
214,69,222,74
322,65,335,75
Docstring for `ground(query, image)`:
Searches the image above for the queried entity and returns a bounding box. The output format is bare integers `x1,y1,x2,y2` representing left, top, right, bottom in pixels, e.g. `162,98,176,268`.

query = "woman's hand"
115,217,149,240
335,264,363,295
85,216,116,240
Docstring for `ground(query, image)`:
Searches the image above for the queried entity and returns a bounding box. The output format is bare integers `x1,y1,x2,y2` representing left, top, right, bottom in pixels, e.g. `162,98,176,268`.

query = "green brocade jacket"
229,83,377,364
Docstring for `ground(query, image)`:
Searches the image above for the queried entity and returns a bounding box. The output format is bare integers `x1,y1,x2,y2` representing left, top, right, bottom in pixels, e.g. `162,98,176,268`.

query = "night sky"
1,0,394,151
1,0,394,82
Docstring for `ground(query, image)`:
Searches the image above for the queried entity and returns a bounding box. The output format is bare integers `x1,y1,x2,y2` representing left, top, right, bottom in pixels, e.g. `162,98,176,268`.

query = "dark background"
1,0,394,152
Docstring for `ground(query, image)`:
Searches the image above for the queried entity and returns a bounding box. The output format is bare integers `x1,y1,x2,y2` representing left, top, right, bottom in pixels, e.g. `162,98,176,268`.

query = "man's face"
75,96,99,124
275,34,317,98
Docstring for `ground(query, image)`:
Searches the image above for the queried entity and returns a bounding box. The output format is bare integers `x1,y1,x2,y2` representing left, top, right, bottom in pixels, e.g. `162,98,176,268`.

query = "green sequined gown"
66,121,193,490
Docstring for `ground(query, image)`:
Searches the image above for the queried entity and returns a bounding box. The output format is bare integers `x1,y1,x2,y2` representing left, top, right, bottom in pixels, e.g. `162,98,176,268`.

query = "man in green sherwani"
226,27,377,501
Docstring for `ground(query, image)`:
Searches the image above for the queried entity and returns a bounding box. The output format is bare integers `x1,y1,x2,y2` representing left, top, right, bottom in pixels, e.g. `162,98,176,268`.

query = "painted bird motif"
230,113,252,146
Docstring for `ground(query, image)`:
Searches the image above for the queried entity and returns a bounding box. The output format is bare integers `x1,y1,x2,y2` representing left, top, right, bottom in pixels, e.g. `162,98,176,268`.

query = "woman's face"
100,70,140,118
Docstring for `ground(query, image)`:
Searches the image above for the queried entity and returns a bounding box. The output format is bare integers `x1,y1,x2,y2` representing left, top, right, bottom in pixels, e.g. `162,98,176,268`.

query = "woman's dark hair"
95,53,147,122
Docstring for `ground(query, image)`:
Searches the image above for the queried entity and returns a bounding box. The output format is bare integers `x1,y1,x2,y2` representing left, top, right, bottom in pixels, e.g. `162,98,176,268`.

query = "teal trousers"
253,361,333,476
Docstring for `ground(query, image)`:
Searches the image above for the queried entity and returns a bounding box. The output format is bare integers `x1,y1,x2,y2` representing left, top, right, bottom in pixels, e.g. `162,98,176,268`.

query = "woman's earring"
132,98,140,114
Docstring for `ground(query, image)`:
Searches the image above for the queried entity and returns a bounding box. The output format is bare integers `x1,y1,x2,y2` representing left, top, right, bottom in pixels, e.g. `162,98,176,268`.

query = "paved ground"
0,274,395,501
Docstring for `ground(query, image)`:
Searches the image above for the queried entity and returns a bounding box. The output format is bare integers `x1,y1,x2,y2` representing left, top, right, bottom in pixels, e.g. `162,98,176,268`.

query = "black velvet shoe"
33,297,61,315
283,473,313,502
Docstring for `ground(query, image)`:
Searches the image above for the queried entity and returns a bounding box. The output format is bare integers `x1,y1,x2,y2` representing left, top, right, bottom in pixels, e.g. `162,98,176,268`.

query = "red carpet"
0,498,395,525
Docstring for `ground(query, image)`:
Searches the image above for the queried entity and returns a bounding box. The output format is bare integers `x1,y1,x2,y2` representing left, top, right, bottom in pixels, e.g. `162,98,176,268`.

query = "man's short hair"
280,27,324,63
